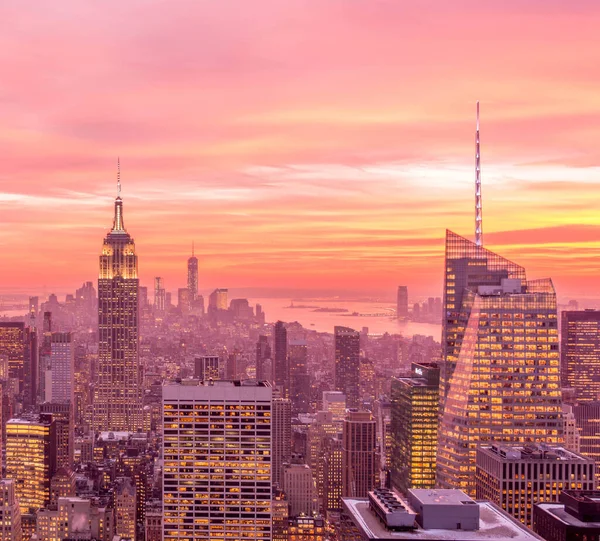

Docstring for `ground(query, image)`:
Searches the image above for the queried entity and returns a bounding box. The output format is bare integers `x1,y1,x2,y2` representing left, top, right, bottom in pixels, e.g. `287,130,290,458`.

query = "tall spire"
112,158,125,232
117,157,121,198
475,101,483,247
192,241,195,257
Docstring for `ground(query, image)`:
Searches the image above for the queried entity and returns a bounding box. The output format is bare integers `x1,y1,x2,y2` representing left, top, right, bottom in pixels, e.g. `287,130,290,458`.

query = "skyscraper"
255,335,271,382
163,380,272,540
6,413,56,514
342,410,378,498
437,231,563,495
193,355,220,381
0,322,36,408
334,326,360,409
441,229,526,401
0,479,22,541
396,286,408,318
93,172,142,432
154,277,165,313
187,244,198,303
561,310,600,402
390,363,439,494
289,339,310,413
273,321,289,398
272,397,292,487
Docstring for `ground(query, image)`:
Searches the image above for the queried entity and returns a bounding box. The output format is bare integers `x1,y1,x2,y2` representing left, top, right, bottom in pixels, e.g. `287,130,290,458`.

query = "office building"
572,402,600,482
0,322,36,408
40,332,74,404
322,391,346,422
177,287,190,314
562,404,581,453
397,286,408,318
342,410,378,498
256,335,271,382
476,444,595,527
273,321,289,398
272,489,289,541
323,435,344,518
0,479,22,541
282,461,318,517
390,363,439,494
115,477,136,539
437,231,563,495
287,516,325,540
289,340,310,413
154,277,165,313
334,326,360,409
40,402,73,470
194,355,220,381
36,497,92,541
208,288,228,311
340,488,543,540
273,397,292,487
534,490,600,541
94,182,142,432
187,246,198,303
50,467,76,504
561,310,600,402
441,229,527,400
6,414,56,514
163,380,272,540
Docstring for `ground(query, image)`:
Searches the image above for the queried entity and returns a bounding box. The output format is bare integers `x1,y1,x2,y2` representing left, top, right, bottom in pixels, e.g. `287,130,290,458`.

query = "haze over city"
1,1,600,297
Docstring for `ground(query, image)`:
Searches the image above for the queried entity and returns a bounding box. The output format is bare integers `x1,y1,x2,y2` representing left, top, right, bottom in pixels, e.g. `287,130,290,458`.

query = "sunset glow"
2,1,600,297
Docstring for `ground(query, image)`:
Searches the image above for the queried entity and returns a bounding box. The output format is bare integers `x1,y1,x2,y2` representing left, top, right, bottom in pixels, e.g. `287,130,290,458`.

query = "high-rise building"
6,413,56,514
208,288,228,311
342,410,378,498
390,363,439,494
322,391,346,422
335,327,360,409
273,321,289,398
154,277,165,313
441,229,527,400
256,335,271,382
177,287,190,314
476,444,595,527
282,461,318,517
40,402,73,470
437,231,563,496
0,322,36,408
562,404,581,453
187,245,198,303
561,310,600,402
163,380,272,540
41,332,73,404
396,286,408,318
193,355,220,381
0,479,22,541
322,435,344,519
573,402,600,481
287,516,325,541
272,397,292,487
289,339,310,413
94,179,142,432
115,477,136,539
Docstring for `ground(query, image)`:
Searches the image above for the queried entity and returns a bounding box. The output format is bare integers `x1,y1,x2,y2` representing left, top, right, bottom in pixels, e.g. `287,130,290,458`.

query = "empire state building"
93,167,142,432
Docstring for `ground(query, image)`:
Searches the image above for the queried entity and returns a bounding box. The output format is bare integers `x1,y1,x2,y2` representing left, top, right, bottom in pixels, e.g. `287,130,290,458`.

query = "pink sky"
1,1,600,298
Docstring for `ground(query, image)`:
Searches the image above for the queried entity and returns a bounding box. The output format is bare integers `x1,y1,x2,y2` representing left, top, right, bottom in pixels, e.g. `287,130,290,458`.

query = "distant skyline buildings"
334,326,360,409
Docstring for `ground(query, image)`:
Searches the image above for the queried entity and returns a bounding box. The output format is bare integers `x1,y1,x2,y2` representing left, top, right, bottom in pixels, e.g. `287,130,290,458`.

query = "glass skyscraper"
437,231,563,495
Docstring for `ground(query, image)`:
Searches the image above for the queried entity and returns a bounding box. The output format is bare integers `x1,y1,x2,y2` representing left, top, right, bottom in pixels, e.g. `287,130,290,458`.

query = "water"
253,298,441,339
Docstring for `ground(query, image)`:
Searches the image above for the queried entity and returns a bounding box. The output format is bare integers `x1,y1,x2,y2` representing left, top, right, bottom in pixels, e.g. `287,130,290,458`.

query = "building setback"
476,444,595,527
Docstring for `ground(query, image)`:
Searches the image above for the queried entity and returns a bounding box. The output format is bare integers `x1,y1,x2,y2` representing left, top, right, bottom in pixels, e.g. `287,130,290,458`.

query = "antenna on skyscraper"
192,241,195,257
475,102,483,247
117,157,121,198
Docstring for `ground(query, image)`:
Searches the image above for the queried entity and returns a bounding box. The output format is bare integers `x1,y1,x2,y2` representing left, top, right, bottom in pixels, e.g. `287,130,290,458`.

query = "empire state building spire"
112,158,126,233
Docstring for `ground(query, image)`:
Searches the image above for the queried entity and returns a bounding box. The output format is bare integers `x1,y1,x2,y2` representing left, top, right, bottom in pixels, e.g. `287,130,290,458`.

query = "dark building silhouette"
334,326,360,409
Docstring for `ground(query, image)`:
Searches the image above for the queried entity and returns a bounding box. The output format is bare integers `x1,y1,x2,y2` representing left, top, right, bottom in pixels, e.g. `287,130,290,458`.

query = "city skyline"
1,2,600,296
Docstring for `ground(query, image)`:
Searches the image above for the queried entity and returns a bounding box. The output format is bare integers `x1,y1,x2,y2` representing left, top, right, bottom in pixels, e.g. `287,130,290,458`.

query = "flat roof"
410,489,474,506
343,499,543,540
537,503,600,528
480,445,590,462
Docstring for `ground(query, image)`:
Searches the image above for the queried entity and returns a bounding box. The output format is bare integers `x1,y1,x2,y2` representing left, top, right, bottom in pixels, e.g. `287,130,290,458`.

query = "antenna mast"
117,157,121,198
475,102,483,247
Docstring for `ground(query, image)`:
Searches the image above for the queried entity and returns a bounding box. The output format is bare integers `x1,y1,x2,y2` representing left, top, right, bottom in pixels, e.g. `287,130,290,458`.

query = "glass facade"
438,232,563,495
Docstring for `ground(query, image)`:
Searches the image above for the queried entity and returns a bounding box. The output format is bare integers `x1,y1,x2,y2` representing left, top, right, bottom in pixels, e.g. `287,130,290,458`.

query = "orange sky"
1,1,600,298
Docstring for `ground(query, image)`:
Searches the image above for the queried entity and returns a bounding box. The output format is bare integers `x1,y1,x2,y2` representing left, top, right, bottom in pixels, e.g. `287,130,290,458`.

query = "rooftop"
481,444,590,462
343,499,543,540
